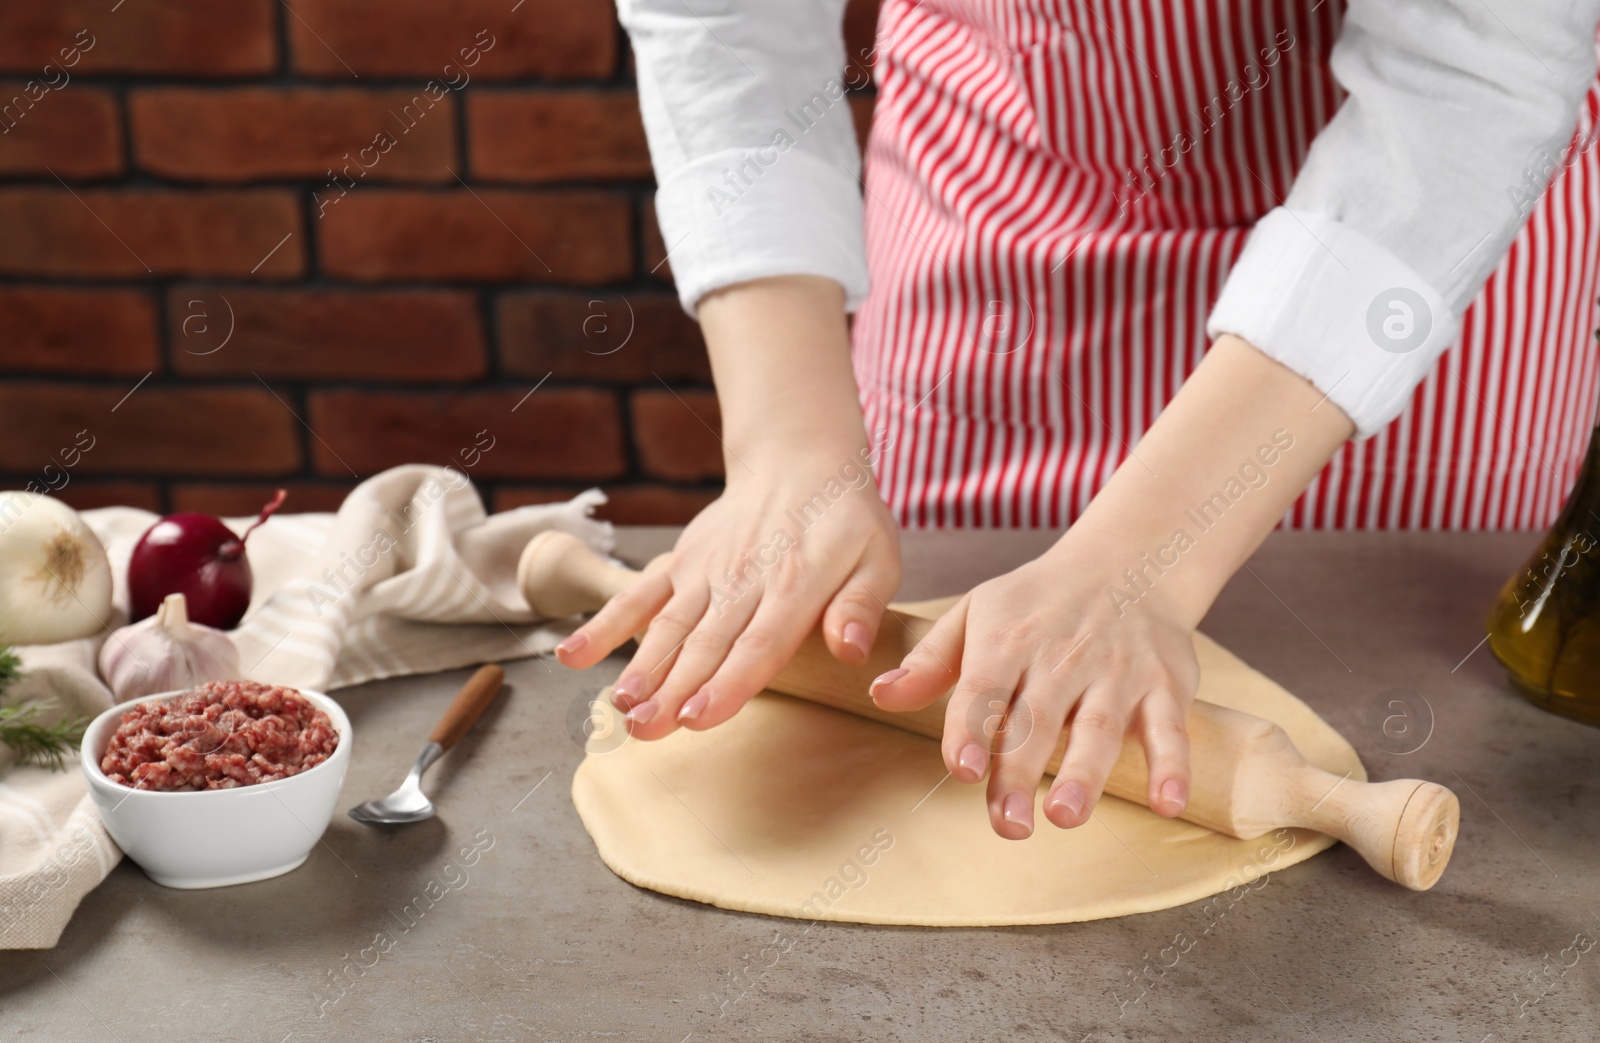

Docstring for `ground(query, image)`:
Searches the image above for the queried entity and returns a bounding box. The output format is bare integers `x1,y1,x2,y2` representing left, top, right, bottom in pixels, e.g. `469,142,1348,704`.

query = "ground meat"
100,680,340,792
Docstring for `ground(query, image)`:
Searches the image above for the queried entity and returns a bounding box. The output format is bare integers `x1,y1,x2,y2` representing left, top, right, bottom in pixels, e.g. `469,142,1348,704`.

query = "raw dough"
572,609,1364,927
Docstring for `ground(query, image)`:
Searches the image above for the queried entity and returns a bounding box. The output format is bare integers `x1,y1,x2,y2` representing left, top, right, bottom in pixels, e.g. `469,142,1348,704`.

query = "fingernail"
678,688,710,722
624,700,657,725
1002,792,1033,835
612,672,646,708
956,742,987,781
870,667,908,693
1160,778,1187,812
555,633,587,656
841,621,871,659
1047,782,1086,824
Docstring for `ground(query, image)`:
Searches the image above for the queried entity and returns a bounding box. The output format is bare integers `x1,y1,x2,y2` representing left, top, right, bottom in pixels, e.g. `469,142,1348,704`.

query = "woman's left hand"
867,335,1360,840
870,529,1201,838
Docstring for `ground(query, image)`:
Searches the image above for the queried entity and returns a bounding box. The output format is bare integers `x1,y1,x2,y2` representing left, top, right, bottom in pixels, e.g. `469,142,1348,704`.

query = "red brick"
0,4,275,77
307,389,626,479
130,88,457,182
319,190,630,284
498,291,708,382
630,389,724,481
469,92,649,182
0,84,121,177
601,484,719,525
168,287,485,381
642,198,672,284
287,0,613,81
850,94,875,155
172,482,358,516
0,288,159,376
496,483,718,525
491,485,582,512
843,0,883,84
43,481,162,514
0,384,300,476
0,189,302,278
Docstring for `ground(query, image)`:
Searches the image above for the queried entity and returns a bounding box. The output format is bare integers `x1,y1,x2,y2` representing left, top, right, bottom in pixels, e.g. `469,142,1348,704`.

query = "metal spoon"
348,664,505,826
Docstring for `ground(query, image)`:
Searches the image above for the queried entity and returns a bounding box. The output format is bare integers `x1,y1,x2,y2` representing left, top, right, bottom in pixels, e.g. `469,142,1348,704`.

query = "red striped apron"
853,0,1600,530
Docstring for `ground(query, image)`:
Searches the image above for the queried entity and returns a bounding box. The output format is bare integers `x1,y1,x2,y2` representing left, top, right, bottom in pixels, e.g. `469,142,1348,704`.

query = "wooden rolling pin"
520,531,1459,890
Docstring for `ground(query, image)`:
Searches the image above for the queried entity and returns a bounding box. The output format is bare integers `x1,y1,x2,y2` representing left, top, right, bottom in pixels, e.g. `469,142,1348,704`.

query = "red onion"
127,490,286,630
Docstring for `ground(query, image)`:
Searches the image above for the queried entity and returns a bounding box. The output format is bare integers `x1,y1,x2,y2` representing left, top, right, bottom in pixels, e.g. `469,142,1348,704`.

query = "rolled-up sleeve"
618,0,870,315
1207,0,1600,436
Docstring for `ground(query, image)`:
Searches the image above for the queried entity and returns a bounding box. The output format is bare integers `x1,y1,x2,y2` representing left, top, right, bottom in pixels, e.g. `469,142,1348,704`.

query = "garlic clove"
99,592,241,703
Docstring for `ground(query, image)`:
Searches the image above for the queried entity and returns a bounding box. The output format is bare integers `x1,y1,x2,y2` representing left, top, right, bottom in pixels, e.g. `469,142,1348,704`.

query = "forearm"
1061,334,1355,627
696,274,869,472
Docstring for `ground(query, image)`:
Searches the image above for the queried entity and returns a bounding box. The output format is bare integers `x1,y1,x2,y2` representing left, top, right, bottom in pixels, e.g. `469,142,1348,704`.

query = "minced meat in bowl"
101,680,340,792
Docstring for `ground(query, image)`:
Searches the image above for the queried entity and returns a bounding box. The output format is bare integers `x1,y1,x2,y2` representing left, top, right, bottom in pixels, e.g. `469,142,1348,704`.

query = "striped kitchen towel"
0,464,612,948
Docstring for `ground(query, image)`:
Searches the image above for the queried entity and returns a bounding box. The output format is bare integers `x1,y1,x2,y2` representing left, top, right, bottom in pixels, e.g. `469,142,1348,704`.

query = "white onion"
0,491,114,645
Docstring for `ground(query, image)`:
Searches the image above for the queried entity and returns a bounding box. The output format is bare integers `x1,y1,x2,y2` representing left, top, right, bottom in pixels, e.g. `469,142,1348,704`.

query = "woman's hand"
875,334,1357,839
555,456,901,737
869,530,1199,838
554,273,899,738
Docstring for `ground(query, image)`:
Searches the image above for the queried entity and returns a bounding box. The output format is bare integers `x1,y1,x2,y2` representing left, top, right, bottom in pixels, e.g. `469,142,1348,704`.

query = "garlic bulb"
99,593,241,703
0,491,114,645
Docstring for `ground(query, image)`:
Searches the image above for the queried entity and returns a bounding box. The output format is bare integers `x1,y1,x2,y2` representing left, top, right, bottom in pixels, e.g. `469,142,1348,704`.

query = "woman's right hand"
553,273,901,738
555,452,901,738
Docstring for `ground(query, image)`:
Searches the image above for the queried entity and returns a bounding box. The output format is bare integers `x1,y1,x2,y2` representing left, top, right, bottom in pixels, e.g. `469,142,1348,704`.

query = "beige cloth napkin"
0,465,611,949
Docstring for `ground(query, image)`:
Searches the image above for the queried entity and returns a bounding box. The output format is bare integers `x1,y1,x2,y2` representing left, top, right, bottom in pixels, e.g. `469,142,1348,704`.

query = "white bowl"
81,687,352,889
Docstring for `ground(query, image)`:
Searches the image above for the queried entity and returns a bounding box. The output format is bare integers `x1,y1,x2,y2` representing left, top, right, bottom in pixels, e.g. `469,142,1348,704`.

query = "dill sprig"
0,646,87,771
0,645,19,692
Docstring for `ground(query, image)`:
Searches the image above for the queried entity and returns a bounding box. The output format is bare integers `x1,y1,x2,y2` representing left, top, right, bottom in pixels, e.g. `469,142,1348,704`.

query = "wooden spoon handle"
428,664,505,750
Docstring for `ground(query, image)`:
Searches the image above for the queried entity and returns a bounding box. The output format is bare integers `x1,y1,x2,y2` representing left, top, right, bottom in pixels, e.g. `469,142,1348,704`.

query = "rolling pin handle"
1389,781,1460,892
1291,772,1459,891
518,531,636,619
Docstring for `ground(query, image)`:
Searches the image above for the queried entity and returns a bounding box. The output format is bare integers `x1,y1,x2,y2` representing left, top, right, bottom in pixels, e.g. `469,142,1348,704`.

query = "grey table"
3,528,1597,1043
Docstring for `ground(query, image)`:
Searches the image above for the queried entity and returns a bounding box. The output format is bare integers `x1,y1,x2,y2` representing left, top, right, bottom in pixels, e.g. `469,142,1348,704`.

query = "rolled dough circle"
572,630,1364,927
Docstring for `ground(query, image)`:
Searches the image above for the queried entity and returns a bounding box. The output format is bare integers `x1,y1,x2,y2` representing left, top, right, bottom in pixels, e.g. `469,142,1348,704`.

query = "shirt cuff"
654,147,870,316
1206,207,1457,438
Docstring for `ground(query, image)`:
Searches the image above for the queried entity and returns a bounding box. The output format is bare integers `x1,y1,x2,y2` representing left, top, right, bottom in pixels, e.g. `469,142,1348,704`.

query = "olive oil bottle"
1487,417,1600,727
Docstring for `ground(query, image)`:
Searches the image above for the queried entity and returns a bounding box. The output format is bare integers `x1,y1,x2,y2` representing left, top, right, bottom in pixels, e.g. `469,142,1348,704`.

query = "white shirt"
618,0,1600,436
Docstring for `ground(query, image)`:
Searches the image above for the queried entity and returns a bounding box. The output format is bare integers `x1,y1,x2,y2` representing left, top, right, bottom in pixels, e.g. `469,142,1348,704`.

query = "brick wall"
0,0,879,524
